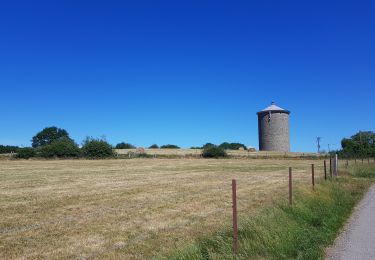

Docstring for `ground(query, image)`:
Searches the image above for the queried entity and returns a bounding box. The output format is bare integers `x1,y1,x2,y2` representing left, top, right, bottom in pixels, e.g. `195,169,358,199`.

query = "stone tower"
257,102,290,152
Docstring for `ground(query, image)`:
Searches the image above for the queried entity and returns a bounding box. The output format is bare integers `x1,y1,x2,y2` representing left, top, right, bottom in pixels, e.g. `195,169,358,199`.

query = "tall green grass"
166,165,375,260
350,165,375,178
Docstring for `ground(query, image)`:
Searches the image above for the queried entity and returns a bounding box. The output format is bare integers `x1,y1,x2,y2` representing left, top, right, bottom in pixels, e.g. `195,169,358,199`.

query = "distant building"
257,102,290,152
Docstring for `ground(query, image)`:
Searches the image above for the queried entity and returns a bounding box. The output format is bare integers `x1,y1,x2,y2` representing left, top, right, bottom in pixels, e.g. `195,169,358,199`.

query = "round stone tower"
257,102,290,152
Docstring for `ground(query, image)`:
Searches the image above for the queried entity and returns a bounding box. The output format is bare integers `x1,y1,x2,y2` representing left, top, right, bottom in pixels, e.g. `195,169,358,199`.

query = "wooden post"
312,164,315,189
289,167,293,205
324,160,327,180
355,158,357,164
362,158,364,164
368,158,370,164
232,179,238,254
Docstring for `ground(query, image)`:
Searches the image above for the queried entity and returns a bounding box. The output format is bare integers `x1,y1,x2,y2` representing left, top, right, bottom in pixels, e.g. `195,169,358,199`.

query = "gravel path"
326,184,375,260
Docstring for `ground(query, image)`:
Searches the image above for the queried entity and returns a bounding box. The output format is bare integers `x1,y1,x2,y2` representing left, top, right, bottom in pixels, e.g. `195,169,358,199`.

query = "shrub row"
16,138,114,159
195,142,247,150
0,145,19,154
202,145,227,158
16,143,228,159
114,143,182,149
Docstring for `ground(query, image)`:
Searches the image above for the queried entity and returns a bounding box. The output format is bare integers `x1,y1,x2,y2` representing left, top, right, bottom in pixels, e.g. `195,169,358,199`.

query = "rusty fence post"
232,179,238,255
312,164,315,189
289,167,293,205
324,160,327,180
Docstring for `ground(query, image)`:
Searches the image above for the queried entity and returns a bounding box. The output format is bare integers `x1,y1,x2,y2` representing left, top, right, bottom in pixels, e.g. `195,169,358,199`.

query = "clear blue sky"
1,1,374,152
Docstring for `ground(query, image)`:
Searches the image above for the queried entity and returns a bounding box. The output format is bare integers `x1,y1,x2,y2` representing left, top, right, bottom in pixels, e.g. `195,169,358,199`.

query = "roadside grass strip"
167,165,375,260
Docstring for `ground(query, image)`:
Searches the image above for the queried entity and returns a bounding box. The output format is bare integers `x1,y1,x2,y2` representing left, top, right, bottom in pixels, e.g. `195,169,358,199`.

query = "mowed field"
115,148,320,158
0,158,325,259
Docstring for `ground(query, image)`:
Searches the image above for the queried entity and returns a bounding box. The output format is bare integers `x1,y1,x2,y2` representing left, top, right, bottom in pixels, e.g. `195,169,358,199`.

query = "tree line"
335,131,375,158
0,145,19,154
14,127,115,159
5,127,373,159
3,126,247,159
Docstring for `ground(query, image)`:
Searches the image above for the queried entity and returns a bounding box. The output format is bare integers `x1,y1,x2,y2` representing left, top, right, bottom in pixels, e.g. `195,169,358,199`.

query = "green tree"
38,137,80,158
32,127,71,148
82,137,114,159
115,142,136,149
340,131,375,158
160,144,180,149
0,145,19,154
218,142,247,150
149,144,159,149
202,143,216,149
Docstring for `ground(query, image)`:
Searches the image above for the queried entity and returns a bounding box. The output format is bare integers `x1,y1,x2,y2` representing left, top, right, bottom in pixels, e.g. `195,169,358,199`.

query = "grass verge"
166,165,375,260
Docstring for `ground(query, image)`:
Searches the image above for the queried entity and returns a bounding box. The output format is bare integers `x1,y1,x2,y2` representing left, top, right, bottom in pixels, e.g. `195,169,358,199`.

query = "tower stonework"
257,102,290,152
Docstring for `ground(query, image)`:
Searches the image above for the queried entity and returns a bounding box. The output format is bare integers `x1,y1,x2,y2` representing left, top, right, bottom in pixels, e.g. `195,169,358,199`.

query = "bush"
38,138,80,158
149,144,159,149
115,142,136,149
218,142,247,150
202,143,216,149
202,146,227,158
16,148,36,159
0,145,19,154
161,144,180,149
82,137,114,159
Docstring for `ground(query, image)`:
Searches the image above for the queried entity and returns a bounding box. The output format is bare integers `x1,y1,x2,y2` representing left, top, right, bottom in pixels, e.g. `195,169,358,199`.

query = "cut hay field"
115,148,321,159
0,158,325,259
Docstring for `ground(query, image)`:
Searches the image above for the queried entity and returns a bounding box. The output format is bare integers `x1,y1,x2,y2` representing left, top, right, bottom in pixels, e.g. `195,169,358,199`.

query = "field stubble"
0,158,324,259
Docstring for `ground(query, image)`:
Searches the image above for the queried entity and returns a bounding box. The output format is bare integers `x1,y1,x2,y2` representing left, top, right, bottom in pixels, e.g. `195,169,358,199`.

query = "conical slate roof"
257,102,290,115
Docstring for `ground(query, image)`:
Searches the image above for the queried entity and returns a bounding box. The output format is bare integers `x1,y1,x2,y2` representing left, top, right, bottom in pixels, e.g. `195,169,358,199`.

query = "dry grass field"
115,148,321,158
0,158,325,259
